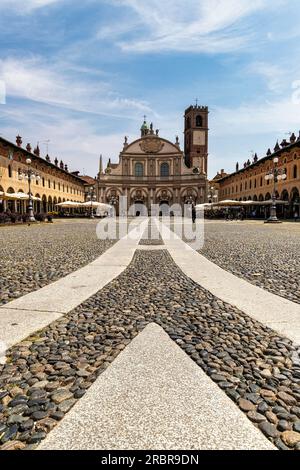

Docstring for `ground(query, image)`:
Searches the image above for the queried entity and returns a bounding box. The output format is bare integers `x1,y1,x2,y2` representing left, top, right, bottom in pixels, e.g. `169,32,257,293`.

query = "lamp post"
87,186,96,219
208,186,218,204
264,157,287,223
18,158,40,222
185,195,194,205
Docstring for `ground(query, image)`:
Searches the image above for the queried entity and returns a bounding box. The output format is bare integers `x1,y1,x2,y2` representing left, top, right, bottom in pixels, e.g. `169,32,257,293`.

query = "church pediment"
123,137,182,155
139,137,164,154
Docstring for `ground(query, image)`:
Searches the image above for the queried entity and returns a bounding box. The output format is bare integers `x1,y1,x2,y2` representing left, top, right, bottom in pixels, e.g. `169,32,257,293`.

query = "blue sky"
1,0,300,178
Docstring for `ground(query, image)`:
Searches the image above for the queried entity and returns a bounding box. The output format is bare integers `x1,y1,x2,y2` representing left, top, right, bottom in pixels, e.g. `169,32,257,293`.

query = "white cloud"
110,0,272,53
0,57,153,118
212,96,300,137
247,61,291,93
0,103,127,176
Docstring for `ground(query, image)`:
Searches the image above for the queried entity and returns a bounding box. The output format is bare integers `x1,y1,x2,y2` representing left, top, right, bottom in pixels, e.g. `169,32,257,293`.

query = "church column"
123,187,129,211
100,187,105,203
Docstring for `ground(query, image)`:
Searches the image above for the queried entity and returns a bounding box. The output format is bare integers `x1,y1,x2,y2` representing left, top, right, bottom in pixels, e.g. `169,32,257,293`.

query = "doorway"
134,201,147,217
159,201,170,217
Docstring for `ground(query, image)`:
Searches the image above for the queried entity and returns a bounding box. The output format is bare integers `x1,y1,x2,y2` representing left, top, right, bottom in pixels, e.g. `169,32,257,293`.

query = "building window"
58,183,61,191
135,162,144,177
260,177,263,186
293,165,298,179
42,178,45,187
160,163,170,177
48,180,51,188
8,165,12,178
196,115,203,127
254,179,257,189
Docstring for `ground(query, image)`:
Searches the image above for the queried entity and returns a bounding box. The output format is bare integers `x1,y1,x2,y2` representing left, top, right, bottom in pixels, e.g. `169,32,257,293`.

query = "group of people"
225,209,245,221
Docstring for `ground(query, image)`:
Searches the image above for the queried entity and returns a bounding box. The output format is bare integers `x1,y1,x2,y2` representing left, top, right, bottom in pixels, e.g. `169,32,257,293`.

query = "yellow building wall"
0,147,85,213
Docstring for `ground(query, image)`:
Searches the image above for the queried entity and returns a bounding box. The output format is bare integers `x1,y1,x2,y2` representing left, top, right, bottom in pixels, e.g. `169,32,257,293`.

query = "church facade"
97,105,209,215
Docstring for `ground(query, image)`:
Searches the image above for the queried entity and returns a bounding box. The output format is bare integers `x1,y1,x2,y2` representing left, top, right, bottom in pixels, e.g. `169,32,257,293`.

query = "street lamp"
264,157,287,223
185,195,194,205
208,186,218,204
18,158,40,222
87,186,96,219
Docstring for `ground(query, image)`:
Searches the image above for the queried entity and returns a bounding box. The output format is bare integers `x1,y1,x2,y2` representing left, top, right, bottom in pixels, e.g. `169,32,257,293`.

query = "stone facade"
208,169,229,203
0,136,85,213
97,106,208,215
217,134,300,217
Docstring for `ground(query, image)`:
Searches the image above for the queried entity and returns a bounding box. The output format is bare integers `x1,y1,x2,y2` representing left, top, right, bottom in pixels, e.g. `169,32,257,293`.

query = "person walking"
294,208,299,222
192,204,196,224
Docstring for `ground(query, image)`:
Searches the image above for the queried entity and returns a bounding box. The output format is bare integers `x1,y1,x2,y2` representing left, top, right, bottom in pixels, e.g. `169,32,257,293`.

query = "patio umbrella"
0,192,41,201
81,201,112,209
216,200,243,207
195,203,213,210
241,200,255,205
56,201,83,208
258,199,289,206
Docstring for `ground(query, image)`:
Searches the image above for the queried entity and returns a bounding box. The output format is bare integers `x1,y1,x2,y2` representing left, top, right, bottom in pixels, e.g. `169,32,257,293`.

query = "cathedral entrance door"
134,201,147,217
159,201,170,217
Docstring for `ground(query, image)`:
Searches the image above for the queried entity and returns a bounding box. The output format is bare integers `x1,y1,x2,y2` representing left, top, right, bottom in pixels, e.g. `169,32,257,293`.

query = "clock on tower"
184,104,209,174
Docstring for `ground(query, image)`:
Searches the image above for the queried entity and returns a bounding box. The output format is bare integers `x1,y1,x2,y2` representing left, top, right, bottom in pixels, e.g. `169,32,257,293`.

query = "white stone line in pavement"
157,219,300,346
0,218,149,348
39,323,275,451
137,245,167,251
0,310,63,350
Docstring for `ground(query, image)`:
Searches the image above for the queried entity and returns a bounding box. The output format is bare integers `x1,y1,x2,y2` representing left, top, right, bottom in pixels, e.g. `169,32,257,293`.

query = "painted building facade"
217,133,300,217
0,135,85,213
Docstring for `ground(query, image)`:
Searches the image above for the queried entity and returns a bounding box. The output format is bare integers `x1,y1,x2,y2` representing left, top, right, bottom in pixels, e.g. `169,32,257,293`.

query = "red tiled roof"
79,175,96,185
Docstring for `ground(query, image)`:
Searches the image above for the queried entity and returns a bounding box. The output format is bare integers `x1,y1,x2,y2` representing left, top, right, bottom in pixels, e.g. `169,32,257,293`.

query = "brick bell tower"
184,104,209,175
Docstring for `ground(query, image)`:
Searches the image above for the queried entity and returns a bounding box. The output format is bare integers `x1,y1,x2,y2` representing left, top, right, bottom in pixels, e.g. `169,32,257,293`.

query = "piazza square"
0,0,300,460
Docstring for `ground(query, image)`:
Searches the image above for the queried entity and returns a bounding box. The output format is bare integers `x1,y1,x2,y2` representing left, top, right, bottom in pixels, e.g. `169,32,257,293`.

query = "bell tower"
184,104,209,174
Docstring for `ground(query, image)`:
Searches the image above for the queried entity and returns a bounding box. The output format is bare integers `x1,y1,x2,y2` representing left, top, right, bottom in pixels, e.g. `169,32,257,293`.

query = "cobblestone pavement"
198,221,300,304
0,250,299,450
0,221,115,306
